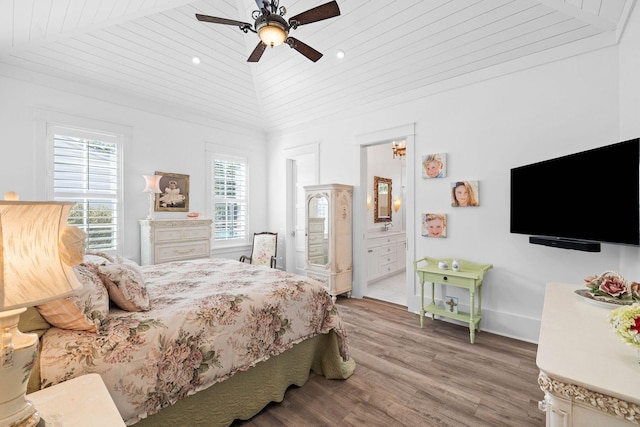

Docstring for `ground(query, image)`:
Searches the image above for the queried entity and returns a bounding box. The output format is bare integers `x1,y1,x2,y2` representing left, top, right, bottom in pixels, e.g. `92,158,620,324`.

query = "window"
212,155,247,243
49,125,121,253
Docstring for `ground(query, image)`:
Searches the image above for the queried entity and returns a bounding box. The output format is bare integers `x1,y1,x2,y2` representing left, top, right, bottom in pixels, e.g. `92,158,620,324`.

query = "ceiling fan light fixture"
257,15,288,47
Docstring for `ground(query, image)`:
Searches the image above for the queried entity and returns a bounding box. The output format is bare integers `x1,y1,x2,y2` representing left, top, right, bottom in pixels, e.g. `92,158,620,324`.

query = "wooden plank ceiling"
0,0,634,133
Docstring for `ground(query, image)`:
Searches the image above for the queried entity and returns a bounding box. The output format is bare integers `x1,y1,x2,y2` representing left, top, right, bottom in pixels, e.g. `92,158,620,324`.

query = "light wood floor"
234,297,545,427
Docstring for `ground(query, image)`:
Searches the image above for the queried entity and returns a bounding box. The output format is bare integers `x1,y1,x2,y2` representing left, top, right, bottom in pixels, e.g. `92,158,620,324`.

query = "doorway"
285,144,319,275
354,124,418,312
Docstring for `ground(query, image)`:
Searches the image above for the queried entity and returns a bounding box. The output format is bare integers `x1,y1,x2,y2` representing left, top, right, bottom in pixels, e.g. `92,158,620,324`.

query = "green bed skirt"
132,331,355,426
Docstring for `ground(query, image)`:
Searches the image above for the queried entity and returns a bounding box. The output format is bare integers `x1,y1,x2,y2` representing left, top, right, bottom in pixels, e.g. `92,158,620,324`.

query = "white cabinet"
304,184,353,302
537,283,640,427
139,219,212,265
367,232,406,283
27,374,125,427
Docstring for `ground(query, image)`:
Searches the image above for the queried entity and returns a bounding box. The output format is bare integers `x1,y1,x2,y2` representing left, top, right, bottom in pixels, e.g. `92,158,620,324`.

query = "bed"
22,256,355,426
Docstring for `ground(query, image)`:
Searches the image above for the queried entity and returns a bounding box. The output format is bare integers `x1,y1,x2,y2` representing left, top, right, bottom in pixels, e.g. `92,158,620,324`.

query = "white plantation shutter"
213,156,247,242
50,127,121,253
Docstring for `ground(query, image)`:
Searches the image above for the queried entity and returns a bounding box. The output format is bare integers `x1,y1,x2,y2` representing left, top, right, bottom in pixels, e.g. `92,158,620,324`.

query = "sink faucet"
383,222,394,231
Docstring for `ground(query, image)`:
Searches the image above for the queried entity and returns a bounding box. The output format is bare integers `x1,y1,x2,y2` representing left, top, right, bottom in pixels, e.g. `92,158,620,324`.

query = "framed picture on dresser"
155,171,189,212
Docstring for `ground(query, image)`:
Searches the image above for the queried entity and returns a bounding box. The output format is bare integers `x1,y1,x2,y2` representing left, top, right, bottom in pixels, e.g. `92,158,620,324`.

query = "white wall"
266,5,640,343
1,5,638,344
619,1,640,281
0,68,268,263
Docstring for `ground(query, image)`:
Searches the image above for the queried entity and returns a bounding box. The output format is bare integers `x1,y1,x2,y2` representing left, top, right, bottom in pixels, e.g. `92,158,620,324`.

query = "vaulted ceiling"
0,0,635,133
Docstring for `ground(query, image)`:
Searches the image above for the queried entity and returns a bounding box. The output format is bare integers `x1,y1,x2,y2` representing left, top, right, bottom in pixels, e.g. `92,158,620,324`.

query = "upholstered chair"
240,232,277,268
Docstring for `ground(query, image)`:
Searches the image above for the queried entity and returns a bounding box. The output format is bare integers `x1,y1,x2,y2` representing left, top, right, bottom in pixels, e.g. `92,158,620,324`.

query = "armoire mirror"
307,194,329,266
374,176,392,223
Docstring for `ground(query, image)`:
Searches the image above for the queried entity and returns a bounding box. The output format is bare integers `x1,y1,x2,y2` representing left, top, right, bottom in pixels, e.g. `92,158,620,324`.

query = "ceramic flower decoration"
583,271,640,304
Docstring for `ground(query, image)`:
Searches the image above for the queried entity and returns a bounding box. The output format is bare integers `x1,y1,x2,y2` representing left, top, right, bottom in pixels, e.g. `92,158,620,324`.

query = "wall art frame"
155,171,189,212
451,180,480,207
422,153,447,179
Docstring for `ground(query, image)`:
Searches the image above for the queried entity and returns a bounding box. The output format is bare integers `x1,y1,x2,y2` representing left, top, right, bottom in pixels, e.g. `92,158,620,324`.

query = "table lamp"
142,175,162,220
0,201,85,427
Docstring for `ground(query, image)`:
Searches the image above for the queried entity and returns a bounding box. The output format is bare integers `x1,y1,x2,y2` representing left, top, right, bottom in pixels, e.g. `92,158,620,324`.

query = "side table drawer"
155,241,209,263
422,272,474,288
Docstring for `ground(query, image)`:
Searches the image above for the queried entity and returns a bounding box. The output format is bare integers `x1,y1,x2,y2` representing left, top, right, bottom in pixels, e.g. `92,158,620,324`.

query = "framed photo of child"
421,213,447,238
155,171,189,212
451,180,479,207
422,153,446,179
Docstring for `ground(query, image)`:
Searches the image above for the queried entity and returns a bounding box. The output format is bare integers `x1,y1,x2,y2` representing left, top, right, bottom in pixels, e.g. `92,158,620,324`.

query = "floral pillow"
36,264,109,333
98,260,150,312
83,252,115,266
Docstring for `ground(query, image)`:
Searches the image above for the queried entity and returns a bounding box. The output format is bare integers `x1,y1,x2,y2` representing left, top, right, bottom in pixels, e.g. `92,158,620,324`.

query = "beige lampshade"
0,201,84,310
142,175,163,193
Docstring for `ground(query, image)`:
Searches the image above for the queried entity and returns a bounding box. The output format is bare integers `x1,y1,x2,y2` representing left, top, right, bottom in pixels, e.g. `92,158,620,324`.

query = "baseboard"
407,298,541,344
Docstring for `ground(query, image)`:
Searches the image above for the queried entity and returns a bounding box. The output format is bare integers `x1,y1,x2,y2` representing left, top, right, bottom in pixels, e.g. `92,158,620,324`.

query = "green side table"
413,257,493,344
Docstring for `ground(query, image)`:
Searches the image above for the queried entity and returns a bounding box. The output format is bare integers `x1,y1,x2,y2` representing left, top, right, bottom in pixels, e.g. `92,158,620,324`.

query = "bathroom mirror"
374,176,392,223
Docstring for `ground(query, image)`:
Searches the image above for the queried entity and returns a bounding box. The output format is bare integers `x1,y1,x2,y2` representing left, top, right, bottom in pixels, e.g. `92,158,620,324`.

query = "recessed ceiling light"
192,57,201,64
336,50,345,59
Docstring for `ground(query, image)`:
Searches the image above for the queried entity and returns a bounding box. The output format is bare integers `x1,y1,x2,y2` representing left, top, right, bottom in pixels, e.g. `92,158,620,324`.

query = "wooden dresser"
304,184,353,302
139,219,212,265
537,282,640,426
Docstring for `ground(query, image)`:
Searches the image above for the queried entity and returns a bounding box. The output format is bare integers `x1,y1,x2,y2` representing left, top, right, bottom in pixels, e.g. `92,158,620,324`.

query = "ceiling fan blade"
286,37,322,62
254,0,269,11
195,14,252,29
288,1,340,28
247,41,267,62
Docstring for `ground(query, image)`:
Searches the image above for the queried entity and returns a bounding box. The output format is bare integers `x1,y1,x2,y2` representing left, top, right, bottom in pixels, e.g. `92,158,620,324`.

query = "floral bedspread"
39,258,350,425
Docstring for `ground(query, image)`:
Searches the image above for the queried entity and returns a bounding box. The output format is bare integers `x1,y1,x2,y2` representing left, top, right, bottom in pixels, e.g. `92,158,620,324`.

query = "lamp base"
146,192,156,220
0,308,42,427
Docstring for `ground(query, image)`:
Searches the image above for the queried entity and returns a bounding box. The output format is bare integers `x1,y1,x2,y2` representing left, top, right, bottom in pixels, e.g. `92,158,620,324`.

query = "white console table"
536,283,640,426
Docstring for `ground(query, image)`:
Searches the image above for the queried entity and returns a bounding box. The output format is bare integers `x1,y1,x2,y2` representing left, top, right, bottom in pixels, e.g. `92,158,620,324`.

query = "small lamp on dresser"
0,200,85,427
142,174,163,220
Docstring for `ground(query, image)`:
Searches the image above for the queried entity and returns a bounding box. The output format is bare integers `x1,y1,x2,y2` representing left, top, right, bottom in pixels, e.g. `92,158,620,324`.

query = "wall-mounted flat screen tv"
510,138,640,249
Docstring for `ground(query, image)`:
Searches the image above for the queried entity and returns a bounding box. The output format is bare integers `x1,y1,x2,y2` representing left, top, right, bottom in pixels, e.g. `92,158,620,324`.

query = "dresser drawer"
379,263,397,275
308,220,325,233
308,255,325,264
155,226,209,242
380,252,397,266
308,243,324,256
379,243,396,255
155,241,210,263
308,232,324,244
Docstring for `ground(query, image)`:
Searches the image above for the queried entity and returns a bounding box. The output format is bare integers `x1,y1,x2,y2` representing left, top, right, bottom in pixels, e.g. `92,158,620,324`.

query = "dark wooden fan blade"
247,41,267,62
195,14,252,28
254,0,269,11
286,37,322,62
288,1,340,28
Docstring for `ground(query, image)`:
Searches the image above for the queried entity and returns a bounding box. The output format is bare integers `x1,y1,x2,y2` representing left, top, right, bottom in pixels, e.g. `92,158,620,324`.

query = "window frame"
206,148,250,248
45,123,125,256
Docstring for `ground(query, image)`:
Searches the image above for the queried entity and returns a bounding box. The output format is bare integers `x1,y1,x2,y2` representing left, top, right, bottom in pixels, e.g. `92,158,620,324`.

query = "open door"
285,145,319,275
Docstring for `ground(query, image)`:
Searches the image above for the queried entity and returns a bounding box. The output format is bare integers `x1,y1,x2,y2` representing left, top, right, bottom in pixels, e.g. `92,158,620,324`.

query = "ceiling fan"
196,0,340,63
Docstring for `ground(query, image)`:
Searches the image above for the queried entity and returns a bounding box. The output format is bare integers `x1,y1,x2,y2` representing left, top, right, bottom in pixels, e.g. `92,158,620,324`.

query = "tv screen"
510,138,640,247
